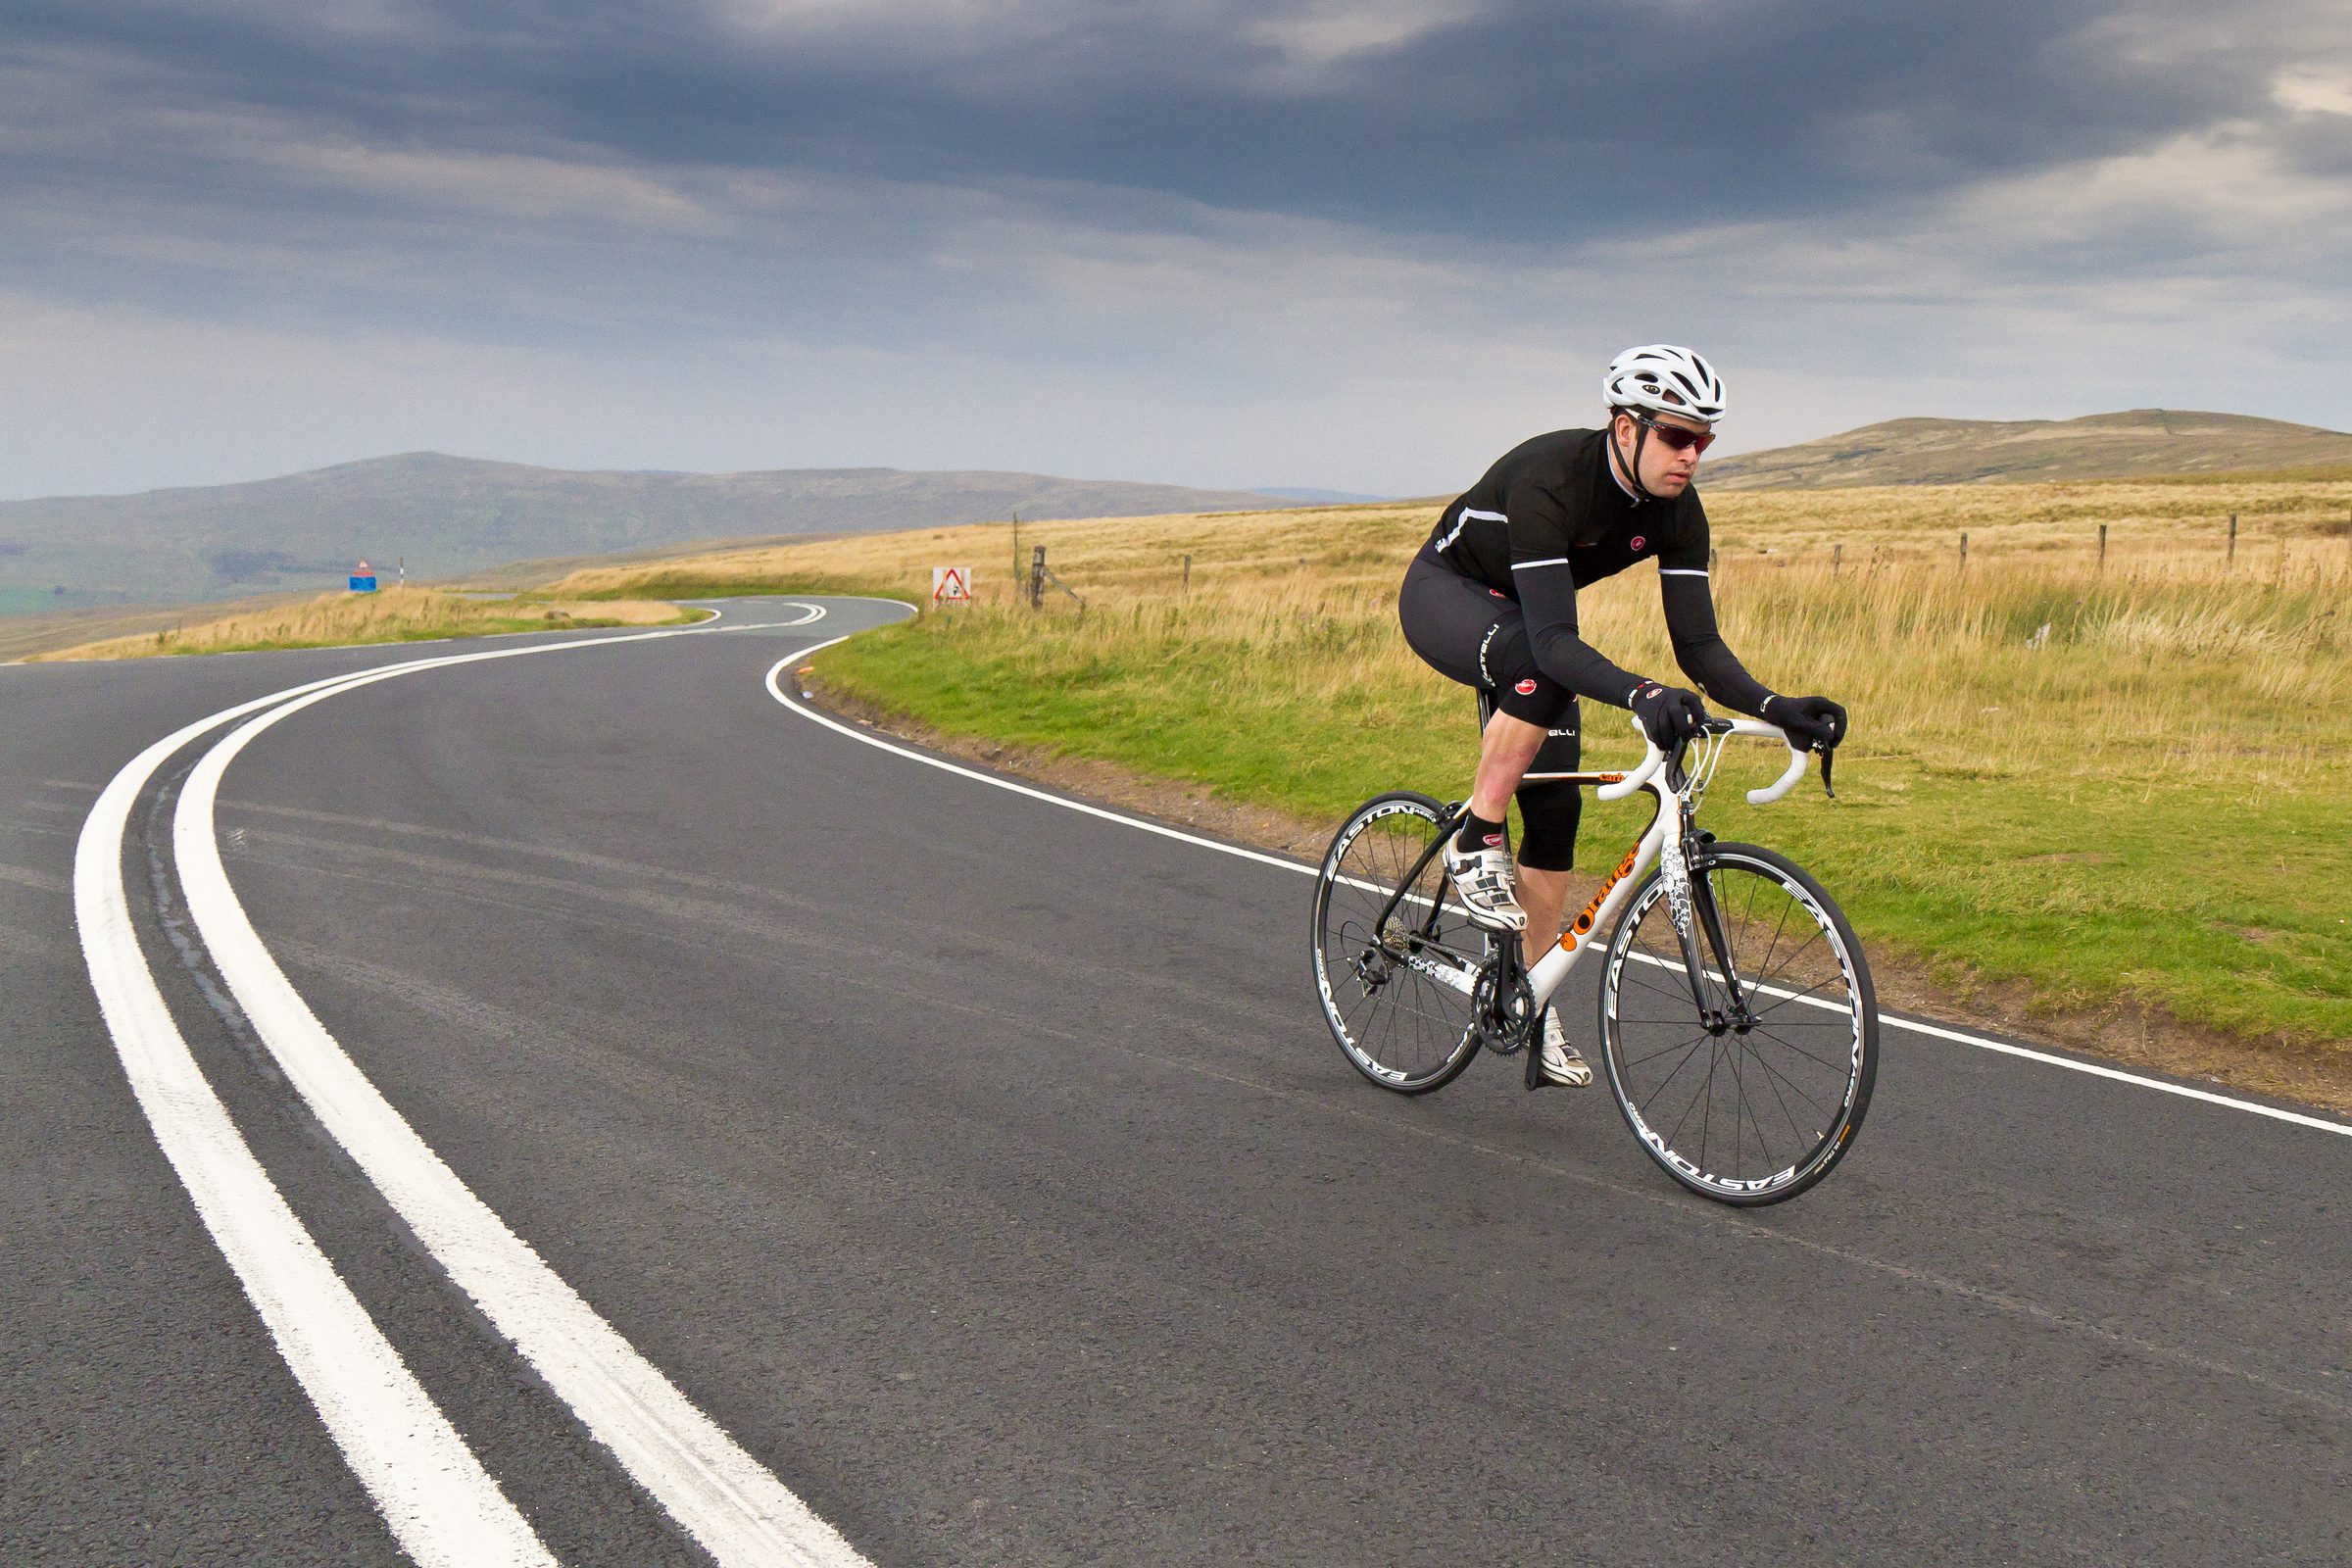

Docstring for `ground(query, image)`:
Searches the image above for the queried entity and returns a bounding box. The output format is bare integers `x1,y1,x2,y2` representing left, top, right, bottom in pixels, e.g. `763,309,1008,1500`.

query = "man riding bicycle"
1396,344,1847,1088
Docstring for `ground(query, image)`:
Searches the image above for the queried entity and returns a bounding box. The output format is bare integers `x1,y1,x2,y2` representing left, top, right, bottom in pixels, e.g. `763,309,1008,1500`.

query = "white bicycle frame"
1519,715,1811,1015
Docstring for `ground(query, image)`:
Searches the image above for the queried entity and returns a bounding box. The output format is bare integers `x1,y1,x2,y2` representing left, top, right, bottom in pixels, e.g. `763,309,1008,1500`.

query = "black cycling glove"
1766,693,1847,753
1629,680,1708,750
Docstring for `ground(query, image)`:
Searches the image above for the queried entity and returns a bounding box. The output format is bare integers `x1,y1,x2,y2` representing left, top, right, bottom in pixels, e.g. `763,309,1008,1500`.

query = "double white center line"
76,611,871,1567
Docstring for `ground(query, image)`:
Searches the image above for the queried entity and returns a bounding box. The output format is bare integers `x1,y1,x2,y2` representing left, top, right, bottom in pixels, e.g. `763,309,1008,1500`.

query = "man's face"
1614,410,1713,496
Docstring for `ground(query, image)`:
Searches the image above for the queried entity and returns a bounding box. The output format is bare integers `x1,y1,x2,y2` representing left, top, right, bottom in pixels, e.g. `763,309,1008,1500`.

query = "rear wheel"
1310,793,1485,1094
1597,842,1875,1203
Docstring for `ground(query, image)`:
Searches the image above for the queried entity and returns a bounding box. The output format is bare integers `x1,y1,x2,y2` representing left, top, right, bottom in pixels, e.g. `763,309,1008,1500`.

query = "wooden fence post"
1833,543,1841,576
1959,532,1969,567
2098,523,2107,569
2228,513,2237,567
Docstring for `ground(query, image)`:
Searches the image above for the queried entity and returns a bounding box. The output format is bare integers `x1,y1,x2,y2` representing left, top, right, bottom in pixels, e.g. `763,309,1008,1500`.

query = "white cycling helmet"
1602,344,1726,422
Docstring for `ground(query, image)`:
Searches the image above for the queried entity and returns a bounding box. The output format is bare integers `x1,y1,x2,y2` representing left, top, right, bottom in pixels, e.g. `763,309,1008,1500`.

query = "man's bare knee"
1473,710,1548,819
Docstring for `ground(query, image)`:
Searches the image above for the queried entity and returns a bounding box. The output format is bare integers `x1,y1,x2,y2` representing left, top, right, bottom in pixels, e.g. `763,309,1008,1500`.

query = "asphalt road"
5,596,2348,1566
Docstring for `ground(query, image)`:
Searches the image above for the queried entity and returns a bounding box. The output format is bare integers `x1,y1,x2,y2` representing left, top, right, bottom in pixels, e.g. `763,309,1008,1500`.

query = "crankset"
1470,960,1536,1055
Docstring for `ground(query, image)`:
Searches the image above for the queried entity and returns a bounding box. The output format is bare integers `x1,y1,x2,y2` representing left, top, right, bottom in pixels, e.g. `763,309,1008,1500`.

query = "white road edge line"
762,637,1309,877
168,606,871,1568
1616,950,2352,1138
75,674,558,1568
761,642,2352,1143
80,604,871,1568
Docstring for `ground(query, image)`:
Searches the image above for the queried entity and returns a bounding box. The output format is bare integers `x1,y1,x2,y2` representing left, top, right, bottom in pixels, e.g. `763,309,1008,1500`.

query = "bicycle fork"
1661,817,1757,1032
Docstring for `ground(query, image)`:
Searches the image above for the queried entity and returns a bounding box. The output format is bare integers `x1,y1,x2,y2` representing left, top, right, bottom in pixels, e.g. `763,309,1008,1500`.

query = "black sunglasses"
1629,411,1716,454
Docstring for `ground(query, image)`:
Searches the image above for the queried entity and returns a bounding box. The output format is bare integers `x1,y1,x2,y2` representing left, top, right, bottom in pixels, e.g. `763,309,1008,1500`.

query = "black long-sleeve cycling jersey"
1418,426,1772,714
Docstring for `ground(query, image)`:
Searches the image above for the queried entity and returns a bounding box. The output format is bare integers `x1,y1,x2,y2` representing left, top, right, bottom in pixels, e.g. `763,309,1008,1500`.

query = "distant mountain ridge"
1704,410,2352,489
0,454,1293,612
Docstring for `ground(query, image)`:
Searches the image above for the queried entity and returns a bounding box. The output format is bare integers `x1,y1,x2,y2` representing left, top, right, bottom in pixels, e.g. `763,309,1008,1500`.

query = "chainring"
1470,959,1537,1055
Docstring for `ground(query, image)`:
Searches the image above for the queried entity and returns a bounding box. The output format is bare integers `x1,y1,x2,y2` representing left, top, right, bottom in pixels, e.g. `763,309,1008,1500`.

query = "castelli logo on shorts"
1489,588,1507,599
1514,678,1539,696
1630,535,1646,551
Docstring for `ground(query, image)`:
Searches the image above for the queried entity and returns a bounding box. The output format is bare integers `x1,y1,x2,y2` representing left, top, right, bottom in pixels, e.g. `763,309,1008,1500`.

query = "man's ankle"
1455,809,1506,854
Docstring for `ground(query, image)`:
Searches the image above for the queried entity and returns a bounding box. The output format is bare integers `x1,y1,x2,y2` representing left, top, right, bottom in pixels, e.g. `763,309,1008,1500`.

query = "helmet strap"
1609,412,1656,504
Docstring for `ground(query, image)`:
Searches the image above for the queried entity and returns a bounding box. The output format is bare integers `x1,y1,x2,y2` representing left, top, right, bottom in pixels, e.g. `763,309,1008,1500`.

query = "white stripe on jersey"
1434,506,1507,554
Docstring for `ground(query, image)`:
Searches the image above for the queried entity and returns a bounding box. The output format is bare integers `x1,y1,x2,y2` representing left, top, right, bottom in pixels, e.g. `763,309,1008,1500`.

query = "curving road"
4,596,2348,1566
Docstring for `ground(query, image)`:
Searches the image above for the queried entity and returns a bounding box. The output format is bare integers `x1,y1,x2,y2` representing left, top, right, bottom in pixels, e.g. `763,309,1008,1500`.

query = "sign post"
931,565,972,606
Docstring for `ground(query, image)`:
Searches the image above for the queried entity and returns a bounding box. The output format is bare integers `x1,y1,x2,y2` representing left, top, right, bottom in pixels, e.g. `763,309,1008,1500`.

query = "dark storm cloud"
6,2,2349,499
0,0,2306,246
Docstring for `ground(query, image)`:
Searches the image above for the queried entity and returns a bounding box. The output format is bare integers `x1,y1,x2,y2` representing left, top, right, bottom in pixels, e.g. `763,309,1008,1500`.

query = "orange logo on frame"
1558,844,1642,952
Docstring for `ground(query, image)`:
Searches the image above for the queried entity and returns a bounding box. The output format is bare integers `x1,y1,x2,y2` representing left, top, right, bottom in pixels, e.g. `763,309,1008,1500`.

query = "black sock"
1455,810,1505,854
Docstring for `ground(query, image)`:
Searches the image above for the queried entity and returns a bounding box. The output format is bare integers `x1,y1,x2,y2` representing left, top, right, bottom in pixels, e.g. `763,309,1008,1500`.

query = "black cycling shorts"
1396,552,1584,870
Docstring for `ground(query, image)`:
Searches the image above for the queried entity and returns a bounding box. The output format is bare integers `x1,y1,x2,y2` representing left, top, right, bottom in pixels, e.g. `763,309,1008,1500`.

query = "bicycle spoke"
1742,1021,1853,1078
1733,1055,1781,1173
1618,1029,1717,1069
1618,968,1693,1005
1730,1040,1744,1175
1748,964,1850,1018
1755,937,1831,1000
1741,1037,1813,1149
1638,1035,1714,1121
1750,880,1796,987
1695,1040,1721,1175
1740,1036,1838,1117
1660,1043,1717,1152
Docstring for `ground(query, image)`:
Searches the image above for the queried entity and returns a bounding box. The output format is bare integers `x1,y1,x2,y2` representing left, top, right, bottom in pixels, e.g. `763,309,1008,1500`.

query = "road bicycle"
1309,709,1877,1205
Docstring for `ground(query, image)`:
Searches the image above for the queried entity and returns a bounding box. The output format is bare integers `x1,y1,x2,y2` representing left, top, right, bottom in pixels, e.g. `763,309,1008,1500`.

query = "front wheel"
1597,842,1876,1204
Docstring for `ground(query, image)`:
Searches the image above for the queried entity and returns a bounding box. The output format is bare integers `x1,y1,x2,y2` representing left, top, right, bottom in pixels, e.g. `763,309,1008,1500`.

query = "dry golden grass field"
30,586,698,661
558,474,2352,1098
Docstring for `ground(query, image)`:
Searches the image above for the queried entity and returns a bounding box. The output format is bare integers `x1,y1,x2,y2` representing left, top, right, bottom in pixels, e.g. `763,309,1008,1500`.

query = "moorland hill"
1705,410,2352,489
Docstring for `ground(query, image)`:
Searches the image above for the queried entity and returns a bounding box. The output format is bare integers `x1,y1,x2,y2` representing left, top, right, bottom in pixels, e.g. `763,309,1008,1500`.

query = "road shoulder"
803,674,2352,1116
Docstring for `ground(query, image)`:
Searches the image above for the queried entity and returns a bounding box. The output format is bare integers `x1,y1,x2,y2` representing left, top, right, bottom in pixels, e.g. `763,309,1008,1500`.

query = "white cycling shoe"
1539,1009,1593,1088
1441,835,1527,932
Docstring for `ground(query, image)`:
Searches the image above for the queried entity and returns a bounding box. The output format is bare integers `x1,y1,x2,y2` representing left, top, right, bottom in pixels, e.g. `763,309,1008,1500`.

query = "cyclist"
1396,344,1846,1087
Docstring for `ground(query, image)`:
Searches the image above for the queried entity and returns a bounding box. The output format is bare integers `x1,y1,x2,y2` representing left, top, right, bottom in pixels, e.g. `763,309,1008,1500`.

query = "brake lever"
1819,746,1837,800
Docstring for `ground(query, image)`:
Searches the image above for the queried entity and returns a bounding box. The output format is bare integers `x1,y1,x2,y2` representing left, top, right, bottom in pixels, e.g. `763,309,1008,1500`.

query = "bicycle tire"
1596,841,1876,1204
1310,791,1485,1094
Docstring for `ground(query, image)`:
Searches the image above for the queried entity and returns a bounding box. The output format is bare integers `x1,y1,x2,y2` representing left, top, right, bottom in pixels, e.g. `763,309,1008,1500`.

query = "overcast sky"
6,0,2350,499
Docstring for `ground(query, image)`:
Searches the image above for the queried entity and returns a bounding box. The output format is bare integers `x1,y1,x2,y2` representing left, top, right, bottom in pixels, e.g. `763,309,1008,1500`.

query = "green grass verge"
818,611,2352,1049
